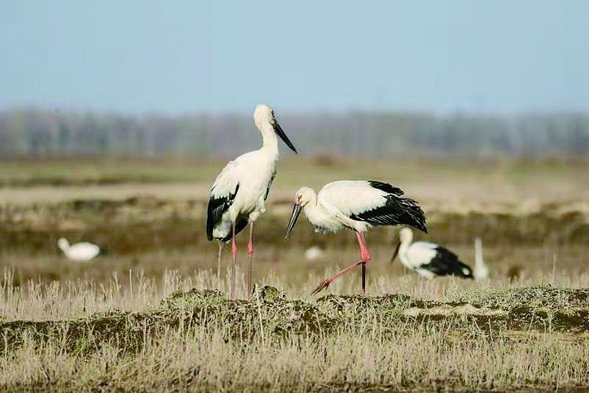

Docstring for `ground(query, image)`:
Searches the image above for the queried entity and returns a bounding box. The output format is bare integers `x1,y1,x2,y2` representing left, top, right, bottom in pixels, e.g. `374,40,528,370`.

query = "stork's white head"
294,187,316,207
254,104,275,127
391,228,413,263
285,187,316,239
399,227,414,244
58,237,70,251
253,104,298,153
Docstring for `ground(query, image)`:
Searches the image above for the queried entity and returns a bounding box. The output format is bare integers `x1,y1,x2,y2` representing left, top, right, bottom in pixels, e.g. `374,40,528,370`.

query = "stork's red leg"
311,231,371,296
230,223,237,299
356,232,371,296
311,260,366,295
217,242,223,278
247,222,254,300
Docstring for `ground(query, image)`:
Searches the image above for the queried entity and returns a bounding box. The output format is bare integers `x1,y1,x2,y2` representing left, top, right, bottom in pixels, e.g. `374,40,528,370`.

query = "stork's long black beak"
273,121,298,154
390,242,401,264
285,203,303,239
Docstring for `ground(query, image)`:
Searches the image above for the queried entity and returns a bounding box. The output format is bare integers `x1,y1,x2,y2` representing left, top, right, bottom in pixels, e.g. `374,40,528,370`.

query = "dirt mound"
1,285,588,357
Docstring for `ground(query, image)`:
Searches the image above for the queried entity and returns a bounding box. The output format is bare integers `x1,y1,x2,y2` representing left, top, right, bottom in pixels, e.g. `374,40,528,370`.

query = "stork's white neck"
58,238,70,252
474,238,483,266
301,190,329,226
258,123,279,155
398,231,413,256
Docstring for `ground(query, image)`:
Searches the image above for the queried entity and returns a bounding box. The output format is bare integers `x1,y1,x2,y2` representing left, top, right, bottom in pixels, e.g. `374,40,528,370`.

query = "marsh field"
1,157,589,392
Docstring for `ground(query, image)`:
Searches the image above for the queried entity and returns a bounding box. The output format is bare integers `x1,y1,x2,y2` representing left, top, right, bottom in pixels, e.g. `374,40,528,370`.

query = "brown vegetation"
0,158,588,391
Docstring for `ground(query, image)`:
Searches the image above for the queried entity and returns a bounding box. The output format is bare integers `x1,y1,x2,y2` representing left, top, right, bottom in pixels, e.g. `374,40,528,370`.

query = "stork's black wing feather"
367,181,405,195
423,246,473,279
264,171,277,201
349,181,428,233
206,184,240,241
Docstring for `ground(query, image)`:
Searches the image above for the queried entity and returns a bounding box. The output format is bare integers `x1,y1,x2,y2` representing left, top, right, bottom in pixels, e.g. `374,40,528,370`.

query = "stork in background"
390,227,473,280
473,237,490,280
304,246,325,262
285,180,427,295
207,104,298,299
58,237,102,262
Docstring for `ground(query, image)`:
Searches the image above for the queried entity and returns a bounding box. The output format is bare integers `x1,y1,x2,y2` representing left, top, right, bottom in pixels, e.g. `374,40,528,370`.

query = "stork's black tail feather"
395,196,428,233
218,217,249,243
427,247,474,279
206,184,240,241
350,181,428,233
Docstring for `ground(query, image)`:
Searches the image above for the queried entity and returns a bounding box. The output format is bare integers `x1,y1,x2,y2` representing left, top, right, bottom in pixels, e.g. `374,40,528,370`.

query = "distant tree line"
0,108,588,159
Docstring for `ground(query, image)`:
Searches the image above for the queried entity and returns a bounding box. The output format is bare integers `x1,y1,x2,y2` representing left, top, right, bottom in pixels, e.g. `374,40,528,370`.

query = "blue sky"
1,0,588,114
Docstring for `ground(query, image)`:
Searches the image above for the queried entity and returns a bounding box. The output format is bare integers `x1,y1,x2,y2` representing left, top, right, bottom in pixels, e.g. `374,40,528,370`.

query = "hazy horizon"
1,1,588,115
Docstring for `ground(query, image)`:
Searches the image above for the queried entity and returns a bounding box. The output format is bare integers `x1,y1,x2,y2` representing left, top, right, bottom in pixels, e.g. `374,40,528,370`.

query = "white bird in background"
58,237,102,262
473,237,490,280
285,180,427,295
304,246,325,262
207,104,298,299
390,227,473,279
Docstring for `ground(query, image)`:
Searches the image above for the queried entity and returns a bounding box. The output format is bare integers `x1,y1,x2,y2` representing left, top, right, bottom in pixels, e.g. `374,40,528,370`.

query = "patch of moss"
469,285,589,310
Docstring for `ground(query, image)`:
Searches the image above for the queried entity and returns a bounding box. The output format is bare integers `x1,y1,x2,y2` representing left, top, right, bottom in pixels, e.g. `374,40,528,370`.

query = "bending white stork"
285,180,427,295
390,227,473,279
473,237,490,280
207,104,298,299
58,237,102,262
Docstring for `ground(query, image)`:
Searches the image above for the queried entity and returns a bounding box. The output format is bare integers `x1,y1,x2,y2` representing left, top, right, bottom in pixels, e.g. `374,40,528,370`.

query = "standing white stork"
473,237,490,280
207,104,298,299
390,227,473,279
285,180,427,295
58,237,102,262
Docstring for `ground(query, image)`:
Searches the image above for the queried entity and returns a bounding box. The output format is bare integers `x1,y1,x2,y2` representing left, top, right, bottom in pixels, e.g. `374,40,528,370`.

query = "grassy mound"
2,285,589,391
2,285,589,356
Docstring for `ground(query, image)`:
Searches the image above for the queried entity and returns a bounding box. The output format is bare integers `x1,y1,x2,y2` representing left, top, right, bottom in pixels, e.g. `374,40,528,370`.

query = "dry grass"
1,271,589,391
0,158,588,391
